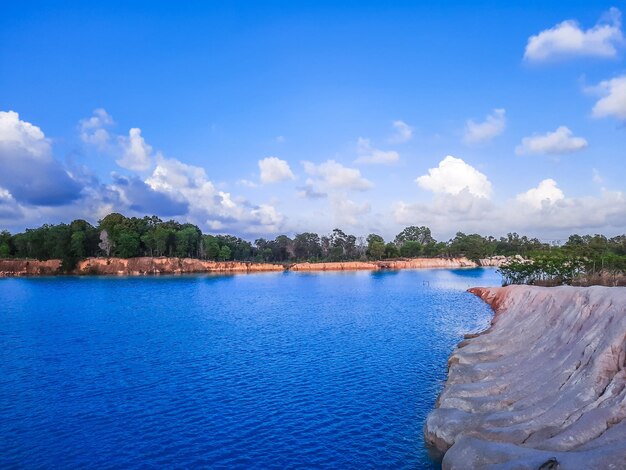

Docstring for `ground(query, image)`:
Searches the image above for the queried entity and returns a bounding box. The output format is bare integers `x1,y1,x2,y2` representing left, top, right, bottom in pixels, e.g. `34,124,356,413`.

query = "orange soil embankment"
377,257,477,269
290,257,482,271
74,257,285,275
1,256,493,276
0,259,62,276
289,261,378,271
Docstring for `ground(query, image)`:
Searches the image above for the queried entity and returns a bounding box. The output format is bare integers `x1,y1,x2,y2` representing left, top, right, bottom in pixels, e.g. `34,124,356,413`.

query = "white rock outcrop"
424,285,626,469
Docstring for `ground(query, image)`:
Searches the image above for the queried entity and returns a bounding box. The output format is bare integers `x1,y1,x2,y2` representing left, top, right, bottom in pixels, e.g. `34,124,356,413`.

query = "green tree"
0,230,12,257
366,234,385,260
218,245,231,261
384,242,399,259
394,226,435,246
400,240,422,257
294,232,322,260
117,231,141,258
70,231,87,259
203,235,221,260
368,241,385,260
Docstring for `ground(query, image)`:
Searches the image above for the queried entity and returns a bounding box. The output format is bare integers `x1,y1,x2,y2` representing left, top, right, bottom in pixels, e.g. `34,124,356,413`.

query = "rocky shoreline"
0,256,507,277
424,285,626,469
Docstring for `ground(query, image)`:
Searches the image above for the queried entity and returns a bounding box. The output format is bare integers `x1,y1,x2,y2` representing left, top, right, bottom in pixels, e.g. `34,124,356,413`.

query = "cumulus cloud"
237,179,259,188
0,110,50,157
247,204,285,233
110,174,189,216
394,193,495,233
387,120,413,144
79,108,114,146
0,108,286,235
515,126,588,155
354,137,399,164
515,179,565,209
297,182,327,199
589,75,626,120
592,168,604,185
145,156,284,234
395,174,626,238
258,156,296,184
507,188,626,234
116,128,155,172
302,159,373,191
524,8,624,61
0,187,23,219
330,196,371,226
416,156,492,199
463,109,506,144
0,111,83,206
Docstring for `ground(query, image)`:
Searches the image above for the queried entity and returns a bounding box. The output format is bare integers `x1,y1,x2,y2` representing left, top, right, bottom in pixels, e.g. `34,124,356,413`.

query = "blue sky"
1,1,625,241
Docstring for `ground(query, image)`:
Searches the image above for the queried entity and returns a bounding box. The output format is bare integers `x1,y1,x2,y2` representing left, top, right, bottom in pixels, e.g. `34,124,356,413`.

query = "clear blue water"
0,268,500,469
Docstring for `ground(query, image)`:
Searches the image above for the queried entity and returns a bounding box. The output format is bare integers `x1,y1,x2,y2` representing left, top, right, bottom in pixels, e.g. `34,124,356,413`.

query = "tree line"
1,213,625,277
498,234,626,286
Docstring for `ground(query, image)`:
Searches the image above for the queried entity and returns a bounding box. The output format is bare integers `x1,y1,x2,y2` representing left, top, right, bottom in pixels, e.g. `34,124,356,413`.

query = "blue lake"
0,268,500,469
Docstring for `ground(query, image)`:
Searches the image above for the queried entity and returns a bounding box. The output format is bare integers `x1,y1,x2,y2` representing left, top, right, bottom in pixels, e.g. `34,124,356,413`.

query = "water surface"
0,268,500,469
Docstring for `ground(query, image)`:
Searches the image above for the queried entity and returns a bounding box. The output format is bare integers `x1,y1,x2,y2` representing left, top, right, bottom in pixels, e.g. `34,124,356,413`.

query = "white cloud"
387,120,413,144
330,196,371,226
73,110,286,234
79,108,113,146
515,126,588,155
355,137,399,164
393,193,496,236
145,156,284,234
463,108,506,144
0,110,50,158
303,159,373,191
237,179,259,188
297,182,327,199
116,128,155,172
0,111,82,206
396,171,626,238
0,186,22,219
416,155,492,199
592,168,604,185
516,179,565,209
248,204,285,233
524,8,624,61
508,188,626,233
590,75,626,120
258,156,296,184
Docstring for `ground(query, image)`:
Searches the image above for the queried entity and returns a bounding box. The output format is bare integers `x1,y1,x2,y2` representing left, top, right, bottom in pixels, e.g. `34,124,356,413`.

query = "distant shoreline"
0,256,507,277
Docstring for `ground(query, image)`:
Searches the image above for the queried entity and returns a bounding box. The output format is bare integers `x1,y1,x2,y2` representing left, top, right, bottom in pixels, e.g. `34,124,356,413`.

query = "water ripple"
0,269,500,469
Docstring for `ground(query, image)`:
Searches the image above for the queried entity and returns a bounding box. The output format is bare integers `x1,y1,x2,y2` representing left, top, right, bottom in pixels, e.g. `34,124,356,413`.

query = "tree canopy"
1,216,624,281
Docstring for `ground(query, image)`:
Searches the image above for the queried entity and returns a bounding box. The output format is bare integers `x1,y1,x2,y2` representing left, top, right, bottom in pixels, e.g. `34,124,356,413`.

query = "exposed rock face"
378,258,478,269
424,285,626,469
74,257,285,275
291,258,482,271
0,259,62,276
1,256,490,276
289,261,379,271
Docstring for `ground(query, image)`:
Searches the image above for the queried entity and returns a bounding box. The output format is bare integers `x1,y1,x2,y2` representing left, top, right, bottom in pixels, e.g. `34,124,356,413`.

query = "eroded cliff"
0,257,284,276
378,257,478,269
74,257,285,275
424,285,626,469
1,256,499,276
289,261,379,271
0,259,62,276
